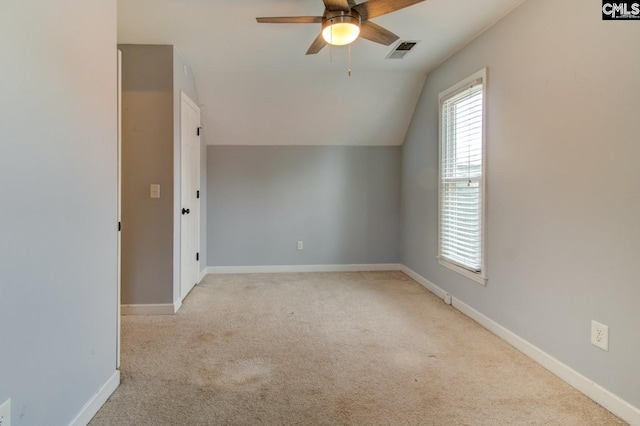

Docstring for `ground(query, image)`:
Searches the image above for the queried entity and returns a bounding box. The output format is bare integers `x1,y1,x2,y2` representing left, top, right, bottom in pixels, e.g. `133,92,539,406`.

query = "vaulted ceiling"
118,0,524,145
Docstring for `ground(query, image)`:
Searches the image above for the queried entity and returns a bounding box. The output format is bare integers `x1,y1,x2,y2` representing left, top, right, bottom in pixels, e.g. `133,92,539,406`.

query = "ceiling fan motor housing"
322,9,361,45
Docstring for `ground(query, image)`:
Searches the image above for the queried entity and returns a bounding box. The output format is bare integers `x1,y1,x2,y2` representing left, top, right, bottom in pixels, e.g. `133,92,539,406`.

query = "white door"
180,92,201,300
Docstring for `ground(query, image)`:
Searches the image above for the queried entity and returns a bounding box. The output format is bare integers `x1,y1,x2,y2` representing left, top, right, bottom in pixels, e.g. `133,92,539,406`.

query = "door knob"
182,208,190,215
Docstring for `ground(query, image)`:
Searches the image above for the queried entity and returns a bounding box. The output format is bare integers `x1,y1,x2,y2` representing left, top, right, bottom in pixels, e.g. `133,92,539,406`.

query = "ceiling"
118,0,524,146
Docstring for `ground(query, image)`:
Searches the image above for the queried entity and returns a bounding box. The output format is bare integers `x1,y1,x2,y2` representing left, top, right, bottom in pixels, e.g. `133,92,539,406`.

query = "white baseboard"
198,268,208,283
400,265,449,300
121,303,178,315
173,297,182,313
206,263,402,275
400,266,640,426
69,370,120,426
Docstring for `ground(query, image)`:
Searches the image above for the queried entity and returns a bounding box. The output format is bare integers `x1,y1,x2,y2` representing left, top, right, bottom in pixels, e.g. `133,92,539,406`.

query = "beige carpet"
91,272,624,425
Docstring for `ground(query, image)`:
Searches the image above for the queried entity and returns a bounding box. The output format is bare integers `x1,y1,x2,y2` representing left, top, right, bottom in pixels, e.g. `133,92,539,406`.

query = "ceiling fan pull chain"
348,43,352,77
330,25,333,62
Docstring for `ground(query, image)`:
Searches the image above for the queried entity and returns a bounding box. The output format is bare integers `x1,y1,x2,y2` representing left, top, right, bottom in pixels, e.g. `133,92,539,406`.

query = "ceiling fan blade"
353,0,425,21
323,0,350,12
306,33,328,55
256,16,323,24
359,21,399,45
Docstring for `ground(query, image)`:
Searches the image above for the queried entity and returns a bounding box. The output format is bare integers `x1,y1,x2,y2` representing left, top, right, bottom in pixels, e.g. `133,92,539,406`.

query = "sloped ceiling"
118,0,524,145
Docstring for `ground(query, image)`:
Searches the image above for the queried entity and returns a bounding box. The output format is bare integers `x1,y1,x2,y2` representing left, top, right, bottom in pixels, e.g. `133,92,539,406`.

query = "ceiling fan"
256,0,425,55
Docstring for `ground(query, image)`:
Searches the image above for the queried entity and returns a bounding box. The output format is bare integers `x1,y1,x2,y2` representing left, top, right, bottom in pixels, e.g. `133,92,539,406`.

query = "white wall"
0,1,118,424
198,70,426,146
401,0,640,413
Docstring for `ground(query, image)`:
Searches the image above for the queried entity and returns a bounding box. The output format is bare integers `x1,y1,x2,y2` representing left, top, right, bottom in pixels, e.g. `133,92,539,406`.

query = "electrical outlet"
297,241,303,250
591,320,609,351
0,398,11,426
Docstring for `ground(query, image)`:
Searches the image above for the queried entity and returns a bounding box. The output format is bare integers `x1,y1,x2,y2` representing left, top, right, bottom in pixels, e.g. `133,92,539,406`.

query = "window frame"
437,68,488,285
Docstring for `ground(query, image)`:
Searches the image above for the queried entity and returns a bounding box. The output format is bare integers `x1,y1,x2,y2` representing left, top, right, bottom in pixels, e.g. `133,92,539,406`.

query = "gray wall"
0,0,118,424
401,0,640,409
120,45,175,305
120,45,204,306
208,146,401,266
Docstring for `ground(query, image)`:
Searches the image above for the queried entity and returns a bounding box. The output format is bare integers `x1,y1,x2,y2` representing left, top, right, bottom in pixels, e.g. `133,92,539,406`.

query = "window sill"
437,257,487,286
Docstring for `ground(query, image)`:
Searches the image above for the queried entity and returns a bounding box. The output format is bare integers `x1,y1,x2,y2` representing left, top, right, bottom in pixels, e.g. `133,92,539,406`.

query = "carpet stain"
196,366,220,386
335,393,376,424
309,387,323,396
189,331,215,347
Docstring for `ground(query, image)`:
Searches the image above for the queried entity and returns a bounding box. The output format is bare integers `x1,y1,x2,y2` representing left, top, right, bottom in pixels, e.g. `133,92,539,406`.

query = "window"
438,69,487,285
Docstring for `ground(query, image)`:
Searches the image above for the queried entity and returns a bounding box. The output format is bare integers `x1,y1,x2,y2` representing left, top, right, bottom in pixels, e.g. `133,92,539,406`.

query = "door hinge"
197,127,202,136
196,190,200,199
196,252,200,261
118,221,121,232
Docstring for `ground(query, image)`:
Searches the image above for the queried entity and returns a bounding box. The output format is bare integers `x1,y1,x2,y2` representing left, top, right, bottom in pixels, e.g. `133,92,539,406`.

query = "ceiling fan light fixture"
322,11,361,46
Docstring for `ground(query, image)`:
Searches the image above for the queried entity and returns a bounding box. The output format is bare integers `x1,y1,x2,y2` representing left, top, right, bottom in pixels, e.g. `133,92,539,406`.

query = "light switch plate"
150,184,160,199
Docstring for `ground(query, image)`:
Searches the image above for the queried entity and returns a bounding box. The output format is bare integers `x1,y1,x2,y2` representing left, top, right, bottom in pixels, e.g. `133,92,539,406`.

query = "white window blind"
439,75,485,276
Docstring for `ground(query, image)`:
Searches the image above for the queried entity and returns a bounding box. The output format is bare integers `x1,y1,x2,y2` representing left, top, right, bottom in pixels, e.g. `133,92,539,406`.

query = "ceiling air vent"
386,41,419,59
